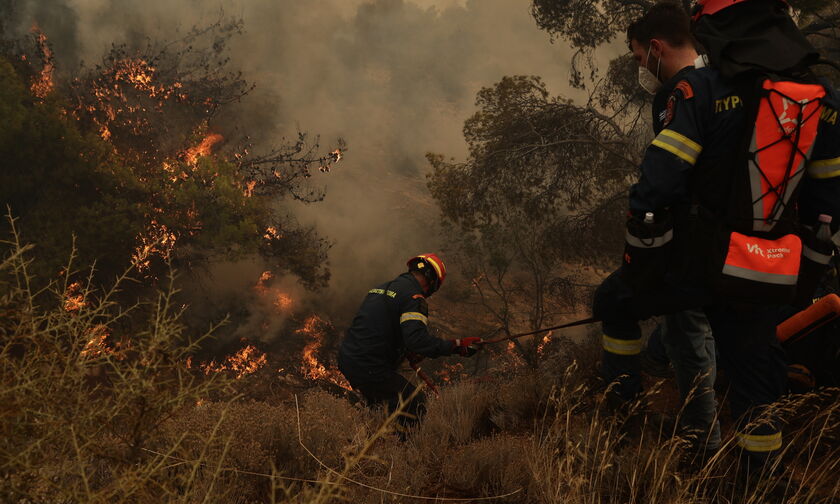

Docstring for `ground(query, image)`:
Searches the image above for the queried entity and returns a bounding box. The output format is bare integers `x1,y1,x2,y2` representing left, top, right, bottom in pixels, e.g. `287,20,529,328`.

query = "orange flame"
184,133,224,165
502,339,526,368
80,324,128,360
297,315,351,390
319,149,343,173
537,331,553,356
274,293,293,312
30,27,54,99
196,344,267,379
435,362,466,384
64,281,87,313
110,58,171,98
254,270,293,311
243,180,257,197
80,325,108,358
254,270,273,295
263,226,281,241
132,219,177,272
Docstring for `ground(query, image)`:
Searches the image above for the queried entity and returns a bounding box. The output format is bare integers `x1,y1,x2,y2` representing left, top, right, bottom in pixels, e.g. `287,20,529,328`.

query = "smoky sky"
10,0,589,325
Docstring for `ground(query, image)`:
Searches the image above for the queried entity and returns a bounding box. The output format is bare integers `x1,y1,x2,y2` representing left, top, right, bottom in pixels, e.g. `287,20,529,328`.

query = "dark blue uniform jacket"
629,66,840,228
338,273,452,384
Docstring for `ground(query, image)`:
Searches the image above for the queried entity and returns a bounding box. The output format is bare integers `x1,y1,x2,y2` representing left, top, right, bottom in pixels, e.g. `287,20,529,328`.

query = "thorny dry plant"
2,210,839,503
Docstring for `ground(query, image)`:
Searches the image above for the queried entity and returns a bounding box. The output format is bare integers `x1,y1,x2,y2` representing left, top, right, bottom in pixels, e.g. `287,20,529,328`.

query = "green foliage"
0,21,337,291
0,57,147,279
428,77,631,364
530,0,655,48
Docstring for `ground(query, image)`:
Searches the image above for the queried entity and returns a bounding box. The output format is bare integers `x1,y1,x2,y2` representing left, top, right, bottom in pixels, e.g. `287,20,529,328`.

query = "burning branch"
29,26,55,99
80,325,128,360
131,220,177,273
63,282,87,313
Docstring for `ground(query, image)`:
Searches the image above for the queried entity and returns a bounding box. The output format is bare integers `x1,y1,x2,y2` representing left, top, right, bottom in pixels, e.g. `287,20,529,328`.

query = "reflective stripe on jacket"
338,272,452,383
630,66,840,230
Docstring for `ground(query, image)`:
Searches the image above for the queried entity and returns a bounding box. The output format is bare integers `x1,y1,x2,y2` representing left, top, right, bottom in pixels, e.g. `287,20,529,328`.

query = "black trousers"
593,268,788,462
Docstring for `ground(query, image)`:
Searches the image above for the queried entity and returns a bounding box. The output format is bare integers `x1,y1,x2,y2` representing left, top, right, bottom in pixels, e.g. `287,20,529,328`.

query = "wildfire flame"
64,281,87,313
537,331,553,356
274,293,293,312
243,180,257,197
258,270,273,284
254,270,293,312
30,26,54,99
435,362,466,384
318,149,343,173
110,58,181,100
184,133,224,165
132,219,177,272
193,343,267,379
503,339,526,368
80,324,128,360
297,315,351,390
263,226,281,241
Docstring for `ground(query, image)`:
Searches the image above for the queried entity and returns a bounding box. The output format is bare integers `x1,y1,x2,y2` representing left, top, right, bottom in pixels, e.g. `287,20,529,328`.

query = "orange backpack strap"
747,79,825,233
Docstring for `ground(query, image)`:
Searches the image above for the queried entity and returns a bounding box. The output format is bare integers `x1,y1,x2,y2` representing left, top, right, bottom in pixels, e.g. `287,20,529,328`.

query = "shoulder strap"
739,79,825,234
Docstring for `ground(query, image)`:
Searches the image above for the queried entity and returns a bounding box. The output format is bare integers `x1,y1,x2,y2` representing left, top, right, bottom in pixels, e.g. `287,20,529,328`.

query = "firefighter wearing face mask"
616,2,724,461
593,0,840,470
338,254,482,428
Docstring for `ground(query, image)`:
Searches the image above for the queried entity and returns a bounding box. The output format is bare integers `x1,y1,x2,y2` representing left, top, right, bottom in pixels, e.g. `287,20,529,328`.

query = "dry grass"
2,216,840,503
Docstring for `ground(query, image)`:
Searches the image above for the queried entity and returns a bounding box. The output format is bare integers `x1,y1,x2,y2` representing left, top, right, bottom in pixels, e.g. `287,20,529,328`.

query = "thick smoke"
9,0,583,331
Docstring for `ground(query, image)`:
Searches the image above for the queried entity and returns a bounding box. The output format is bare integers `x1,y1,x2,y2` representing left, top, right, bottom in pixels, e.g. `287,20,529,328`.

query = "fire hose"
406,315,600,392
480,316,600,345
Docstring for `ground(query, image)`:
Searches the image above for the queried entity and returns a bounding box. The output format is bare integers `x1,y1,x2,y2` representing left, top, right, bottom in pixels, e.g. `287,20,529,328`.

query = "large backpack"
692,0,834,303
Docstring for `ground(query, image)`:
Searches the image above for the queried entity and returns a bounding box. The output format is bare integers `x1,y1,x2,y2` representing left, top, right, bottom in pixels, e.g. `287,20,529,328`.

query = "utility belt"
621,206,835,304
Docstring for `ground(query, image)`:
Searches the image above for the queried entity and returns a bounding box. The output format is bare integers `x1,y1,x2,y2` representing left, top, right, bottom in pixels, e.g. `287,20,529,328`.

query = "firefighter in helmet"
338,253,482,427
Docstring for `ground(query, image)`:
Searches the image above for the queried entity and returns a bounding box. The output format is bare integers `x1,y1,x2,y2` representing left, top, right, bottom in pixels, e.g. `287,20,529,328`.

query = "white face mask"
638,45,662,95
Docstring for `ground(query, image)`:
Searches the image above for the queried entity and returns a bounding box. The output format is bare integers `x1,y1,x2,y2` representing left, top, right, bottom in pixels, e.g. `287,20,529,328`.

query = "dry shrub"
415,380,497,446
0,219,238,503
296,388,371,467
158,388,372,502
491,370,556,431
158,400,286,502
440,434,533,500
4,214,839,503
530,375,691,504
526,361,840,504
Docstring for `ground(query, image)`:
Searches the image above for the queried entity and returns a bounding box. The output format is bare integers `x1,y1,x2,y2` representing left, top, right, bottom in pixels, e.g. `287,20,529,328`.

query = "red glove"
451,337,483,357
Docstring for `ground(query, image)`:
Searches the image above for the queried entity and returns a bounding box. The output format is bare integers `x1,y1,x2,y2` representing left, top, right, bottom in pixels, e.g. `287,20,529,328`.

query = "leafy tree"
428,76,637,365
0,20,341,295
0,56,147,281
